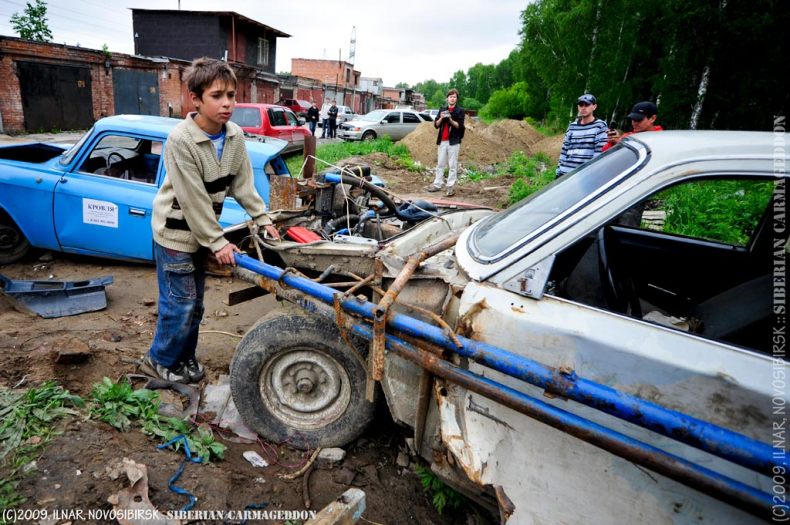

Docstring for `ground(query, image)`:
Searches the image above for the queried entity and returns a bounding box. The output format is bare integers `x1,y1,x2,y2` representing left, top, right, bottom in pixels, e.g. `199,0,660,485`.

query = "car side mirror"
298,117,306,125
380,120,387,125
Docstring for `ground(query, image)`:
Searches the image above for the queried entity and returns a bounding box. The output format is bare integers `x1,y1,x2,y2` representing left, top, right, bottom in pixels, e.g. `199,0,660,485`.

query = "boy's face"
191,79,236,131
447,93,458,106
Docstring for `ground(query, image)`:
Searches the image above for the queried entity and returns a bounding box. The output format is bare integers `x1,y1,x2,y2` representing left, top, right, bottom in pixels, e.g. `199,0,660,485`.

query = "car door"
52,133,163,261
283,109,305,153
401,111,422,139
450,164,782,523
381,111,403,139
267,107,294,152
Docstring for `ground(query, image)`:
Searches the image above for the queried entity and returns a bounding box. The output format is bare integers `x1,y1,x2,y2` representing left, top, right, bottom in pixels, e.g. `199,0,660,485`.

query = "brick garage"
0,36,280,133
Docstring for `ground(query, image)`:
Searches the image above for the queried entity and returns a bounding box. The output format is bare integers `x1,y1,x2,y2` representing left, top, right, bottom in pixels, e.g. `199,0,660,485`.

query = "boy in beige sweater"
145,57,269,383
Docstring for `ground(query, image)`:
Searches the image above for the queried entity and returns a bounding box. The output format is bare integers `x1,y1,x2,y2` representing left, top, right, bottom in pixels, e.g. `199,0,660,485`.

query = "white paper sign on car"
83,198,119,228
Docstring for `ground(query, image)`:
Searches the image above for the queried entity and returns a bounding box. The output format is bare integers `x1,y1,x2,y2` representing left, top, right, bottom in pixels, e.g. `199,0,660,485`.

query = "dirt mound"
532,135,564,160
401,119,552,169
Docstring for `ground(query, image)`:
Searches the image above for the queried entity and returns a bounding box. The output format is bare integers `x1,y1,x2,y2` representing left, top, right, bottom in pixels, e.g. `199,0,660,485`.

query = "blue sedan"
0,115,290,264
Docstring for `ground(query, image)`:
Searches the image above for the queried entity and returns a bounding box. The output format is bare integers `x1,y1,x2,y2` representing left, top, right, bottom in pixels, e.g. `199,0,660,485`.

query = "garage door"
113,69,160,116
17,61,94,131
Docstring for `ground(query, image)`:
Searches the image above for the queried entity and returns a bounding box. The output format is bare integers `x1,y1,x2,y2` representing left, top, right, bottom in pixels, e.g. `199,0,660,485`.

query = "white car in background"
337,109,430,141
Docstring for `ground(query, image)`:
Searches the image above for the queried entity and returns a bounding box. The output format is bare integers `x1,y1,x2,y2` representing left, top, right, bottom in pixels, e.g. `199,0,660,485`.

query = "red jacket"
602,125,664,152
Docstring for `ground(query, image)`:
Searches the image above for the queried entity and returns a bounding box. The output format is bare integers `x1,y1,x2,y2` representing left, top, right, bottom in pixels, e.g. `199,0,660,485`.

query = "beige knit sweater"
152,114,267,253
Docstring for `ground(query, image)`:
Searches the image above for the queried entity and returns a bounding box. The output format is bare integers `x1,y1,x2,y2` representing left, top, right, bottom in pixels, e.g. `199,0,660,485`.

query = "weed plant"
285,137,422,176
0,382,83,515
414,464,466,515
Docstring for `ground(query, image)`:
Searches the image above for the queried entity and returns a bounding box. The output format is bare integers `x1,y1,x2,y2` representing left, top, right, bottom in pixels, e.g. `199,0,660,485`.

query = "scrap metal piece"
0,273,113,318
106,458,180,525
305,488,366,525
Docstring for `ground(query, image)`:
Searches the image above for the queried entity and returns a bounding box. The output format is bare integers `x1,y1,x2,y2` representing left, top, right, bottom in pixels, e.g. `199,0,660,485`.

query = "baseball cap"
628,101,658,121
577,94,597,105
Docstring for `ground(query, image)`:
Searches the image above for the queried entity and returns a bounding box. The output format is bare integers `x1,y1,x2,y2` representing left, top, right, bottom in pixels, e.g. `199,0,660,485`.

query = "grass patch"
655,179,774,245
90,378,225,462
285,137,422,176
0,382,84,514
414,464,466,515
465,150,555,205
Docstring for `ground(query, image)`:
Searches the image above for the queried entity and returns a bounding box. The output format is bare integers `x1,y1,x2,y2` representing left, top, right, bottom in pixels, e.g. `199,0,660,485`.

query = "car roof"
95,114,180,137
237,103,291,110
626,130,784,166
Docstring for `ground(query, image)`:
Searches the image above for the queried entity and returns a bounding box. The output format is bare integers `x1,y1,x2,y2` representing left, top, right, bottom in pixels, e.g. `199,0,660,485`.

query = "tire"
361,130,376,141
230,308,376,449
0,217,31,264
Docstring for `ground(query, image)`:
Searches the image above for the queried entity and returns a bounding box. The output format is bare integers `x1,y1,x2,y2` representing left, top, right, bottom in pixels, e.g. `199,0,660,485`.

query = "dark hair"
184,57,237,99
447,88,459,97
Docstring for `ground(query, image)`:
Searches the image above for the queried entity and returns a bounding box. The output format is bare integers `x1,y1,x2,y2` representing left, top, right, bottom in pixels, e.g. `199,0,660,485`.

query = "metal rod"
230,271,772,517
234,253,782,477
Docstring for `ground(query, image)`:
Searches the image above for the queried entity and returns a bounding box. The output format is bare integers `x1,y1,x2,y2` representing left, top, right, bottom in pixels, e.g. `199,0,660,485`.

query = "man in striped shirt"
556,93,609,177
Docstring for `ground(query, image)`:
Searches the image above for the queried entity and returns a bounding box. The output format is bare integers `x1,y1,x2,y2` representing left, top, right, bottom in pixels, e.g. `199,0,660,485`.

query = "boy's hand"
214,243,241,266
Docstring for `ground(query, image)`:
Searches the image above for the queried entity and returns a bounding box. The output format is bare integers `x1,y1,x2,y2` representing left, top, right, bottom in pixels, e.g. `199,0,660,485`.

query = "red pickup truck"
230,103,311,155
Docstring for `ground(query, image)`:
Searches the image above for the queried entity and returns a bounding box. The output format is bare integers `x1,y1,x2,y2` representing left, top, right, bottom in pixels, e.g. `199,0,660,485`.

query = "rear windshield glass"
470,146,640,262
230,107,262,128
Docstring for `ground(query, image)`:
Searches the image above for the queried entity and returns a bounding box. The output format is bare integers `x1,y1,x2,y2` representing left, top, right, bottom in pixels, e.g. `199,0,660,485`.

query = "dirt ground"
1,120,558,524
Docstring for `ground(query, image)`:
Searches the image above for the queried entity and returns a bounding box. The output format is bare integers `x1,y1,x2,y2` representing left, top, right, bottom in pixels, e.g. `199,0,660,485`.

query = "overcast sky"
0,0,526,86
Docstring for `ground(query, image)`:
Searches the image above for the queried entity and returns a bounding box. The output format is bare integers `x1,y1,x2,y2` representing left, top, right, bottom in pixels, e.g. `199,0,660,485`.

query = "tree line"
414,0,788,131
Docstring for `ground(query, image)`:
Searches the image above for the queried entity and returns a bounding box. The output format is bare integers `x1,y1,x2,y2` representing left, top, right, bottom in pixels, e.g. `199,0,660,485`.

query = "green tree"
395,81,410,89
481,82,531,120
10,0,53,42
462,97,482,111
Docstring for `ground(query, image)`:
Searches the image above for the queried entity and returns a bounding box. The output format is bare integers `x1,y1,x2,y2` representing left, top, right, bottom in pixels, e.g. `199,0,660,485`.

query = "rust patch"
510,305,525,314
456,298,488,339
268,175,298,211
494,485,515,520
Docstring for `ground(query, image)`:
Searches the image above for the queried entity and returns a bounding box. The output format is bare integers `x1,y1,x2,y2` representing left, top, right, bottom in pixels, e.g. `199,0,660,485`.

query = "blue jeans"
308,121,317,136
321,118,329,137
149,243,206,368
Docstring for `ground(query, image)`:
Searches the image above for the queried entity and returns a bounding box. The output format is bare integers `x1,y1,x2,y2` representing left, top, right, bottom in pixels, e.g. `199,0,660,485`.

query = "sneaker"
182,356,205,383
425,185,442,192
142,355,189,384
445,187,456,197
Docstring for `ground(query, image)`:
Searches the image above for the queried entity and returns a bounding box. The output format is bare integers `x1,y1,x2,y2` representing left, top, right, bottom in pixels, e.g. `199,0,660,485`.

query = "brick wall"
292,58,359,89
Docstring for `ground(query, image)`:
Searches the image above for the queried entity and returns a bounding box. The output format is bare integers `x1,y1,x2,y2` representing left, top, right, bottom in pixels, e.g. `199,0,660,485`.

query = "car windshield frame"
230,106,263,128
468,142,648,263
59,127,94,166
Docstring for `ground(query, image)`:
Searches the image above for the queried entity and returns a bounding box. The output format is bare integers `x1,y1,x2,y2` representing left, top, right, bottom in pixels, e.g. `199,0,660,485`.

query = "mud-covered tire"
230,308,375,449
0,217,30,265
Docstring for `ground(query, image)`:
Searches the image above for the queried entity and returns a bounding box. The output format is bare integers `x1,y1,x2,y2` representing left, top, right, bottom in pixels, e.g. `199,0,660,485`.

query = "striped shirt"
556,118,609,177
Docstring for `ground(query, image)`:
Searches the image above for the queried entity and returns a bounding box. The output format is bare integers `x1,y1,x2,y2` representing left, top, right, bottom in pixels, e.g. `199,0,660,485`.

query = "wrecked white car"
229,131,788,523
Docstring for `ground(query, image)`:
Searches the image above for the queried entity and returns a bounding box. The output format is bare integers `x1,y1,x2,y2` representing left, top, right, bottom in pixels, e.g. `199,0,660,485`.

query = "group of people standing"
556,94,662,177
305,100,339,139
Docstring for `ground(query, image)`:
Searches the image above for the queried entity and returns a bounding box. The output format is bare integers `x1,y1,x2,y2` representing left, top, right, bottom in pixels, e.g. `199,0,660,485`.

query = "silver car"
337,109,429,141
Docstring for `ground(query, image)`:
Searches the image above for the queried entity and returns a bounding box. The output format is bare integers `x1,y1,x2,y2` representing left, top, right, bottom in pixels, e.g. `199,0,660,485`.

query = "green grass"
90,377,225,463
285,137,423,177
655,179,774,246
0,382,84,516
465,150,555,205
414,464,466,515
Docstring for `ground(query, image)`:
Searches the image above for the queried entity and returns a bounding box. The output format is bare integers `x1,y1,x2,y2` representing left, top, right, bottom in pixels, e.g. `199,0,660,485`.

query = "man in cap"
603,101,663,151
556,93,609,177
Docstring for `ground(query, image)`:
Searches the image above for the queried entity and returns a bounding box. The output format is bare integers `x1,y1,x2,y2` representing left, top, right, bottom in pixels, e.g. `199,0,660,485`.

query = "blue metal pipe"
235,253,783,476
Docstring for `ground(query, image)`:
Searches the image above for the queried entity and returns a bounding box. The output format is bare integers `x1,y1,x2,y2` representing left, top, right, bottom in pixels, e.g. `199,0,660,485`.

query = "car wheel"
230,308,376,449
362,131,376,141
0,216,31,264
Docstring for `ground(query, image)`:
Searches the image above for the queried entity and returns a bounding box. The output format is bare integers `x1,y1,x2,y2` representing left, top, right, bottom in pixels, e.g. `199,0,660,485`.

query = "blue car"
0,115,291,264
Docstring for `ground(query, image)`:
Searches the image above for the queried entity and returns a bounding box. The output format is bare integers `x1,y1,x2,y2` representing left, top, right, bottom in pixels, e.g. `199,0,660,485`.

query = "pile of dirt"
401,119,557,169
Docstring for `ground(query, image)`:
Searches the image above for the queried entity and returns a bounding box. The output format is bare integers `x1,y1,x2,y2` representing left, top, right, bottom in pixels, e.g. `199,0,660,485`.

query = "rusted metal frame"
369,330,772,518
369,234,462,399
234,253,781,477
413,369,433,455
231,268,773,517
340,274,375,296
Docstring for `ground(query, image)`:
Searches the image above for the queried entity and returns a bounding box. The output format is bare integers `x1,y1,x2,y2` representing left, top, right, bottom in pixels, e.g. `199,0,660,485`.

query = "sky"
0,0,526,86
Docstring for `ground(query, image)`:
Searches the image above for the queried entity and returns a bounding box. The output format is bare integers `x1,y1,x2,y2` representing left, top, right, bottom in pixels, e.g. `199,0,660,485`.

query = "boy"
145,57,270,384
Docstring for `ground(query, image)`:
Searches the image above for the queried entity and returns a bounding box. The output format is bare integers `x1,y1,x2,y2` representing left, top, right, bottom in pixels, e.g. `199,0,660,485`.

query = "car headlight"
353,127,361,132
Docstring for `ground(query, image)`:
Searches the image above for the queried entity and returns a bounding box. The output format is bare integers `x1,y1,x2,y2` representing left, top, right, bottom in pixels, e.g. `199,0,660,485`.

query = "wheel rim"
0,224,22,252
259,348,351,430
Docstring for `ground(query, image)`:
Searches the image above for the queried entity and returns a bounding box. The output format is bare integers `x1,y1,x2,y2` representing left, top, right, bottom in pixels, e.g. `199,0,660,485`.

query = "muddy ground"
1,123,557,524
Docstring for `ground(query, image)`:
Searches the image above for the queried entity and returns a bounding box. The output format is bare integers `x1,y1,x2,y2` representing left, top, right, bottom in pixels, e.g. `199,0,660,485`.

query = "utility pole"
348,26,357,112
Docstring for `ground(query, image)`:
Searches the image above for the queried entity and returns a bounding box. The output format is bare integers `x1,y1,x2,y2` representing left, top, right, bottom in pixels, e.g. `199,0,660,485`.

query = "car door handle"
129,208,147,216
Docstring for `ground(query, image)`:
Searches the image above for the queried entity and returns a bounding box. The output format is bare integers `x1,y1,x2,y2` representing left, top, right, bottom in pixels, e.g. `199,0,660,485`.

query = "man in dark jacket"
328,101,339,139
426,88,465,196
306,102,320,136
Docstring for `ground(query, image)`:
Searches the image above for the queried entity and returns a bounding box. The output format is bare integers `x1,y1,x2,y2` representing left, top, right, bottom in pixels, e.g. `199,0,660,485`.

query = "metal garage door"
17,61,94,131
113,69,160,116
